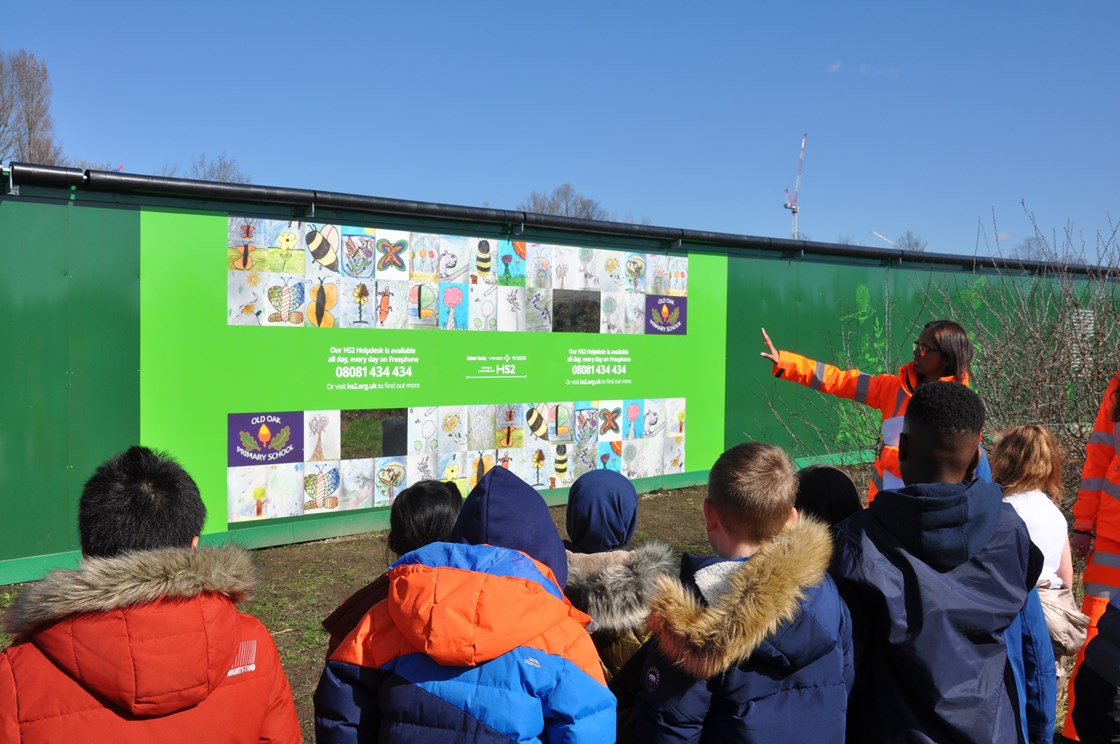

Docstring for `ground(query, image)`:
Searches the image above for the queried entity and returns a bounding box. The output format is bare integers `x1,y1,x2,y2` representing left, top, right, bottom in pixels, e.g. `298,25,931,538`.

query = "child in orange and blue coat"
314,466,615,743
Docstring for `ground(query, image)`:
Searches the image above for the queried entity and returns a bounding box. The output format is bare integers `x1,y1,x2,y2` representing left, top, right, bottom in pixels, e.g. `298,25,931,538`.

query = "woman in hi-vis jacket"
1065,371,1120,740
760,319,981,502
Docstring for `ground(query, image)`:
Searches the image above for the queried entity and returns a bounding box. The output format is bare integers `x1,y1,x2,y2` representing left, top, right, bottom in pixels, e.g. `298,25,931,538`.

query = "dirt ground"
222,485,708,740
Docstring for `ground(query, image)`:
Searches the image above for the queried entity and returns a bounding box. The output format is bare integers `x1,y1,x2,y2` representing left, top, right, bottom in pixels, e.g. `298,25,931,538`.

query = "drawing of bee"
526,404,550,440
307,277,338,328
306,224,340,272
554,445,568,476
475,239,492,277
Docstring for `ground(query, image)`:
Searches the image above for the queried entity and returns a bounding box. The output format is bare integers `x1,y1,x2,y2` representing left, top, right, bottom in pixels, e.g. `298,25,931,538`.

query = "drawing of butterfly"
307,277,338,328
228,243,257,270
304,466,341,509
377,239,408,272
239,220,256,239
267,280,306,324
599,407,622,436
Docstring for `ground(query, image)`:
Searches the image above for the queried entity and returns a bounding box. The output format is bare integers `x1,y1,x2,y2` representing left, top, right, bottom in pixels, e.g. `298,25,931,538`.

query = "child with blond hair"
992,425,1088,679
633,442,852,742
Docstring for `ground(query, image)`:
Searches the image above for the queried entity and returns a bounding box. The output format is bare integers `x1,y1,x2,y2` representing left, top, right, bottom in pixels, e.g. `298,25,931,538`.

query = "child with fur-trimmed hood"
0,447,300,743
563,469,674,682
633,443,853,743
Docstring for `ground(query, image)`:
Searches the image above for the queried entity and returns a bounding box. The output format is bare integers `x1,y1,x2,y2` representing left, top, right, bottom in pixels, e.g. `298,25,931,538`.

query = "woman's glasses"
913,341,942,357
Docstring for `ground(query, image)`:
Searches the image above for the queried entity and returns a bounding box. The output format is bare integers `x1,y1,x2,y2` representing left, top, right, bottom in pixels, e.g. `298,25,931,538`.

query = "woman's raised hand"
760,328,780,365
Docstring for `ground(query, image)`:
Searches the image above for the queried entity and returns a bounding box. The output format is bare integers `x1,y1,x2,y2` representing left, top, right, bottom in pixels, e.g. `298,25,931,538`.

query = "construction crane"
783,133,807,240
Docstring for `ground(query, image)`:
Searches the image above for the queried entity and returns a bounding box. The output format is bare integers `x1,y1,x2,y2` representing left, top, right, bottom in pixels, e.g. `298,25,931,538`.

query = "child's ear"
190,536,200,550
964,445,981,482
702,498,720,533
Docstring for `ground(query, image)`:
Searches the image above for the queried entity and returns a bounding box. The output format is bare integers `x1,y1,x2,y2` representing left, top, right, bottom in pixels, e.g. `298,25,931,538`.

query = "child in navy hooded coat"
830,381,1052,743
633,443,852,743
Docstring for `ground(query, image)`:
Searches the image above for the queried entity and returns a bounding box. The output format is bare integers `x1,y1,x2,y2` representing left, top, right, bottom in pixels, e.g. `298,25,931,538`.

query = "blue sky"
7,2,1118,258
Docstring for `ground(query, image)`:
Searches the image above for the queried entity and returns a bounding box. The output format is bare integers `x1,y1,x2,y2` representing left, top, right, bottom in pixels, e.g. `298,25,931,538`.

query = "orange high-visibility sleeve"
1074,374,1120,532
773,350,898,415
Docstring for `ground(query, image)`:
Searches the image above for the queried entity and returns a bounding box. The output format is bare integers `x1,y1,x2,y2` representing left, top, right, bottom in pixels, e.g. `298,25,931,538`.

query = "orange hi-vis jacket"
773,350,969,501
1063,372,1120,740
1074,372,1120,542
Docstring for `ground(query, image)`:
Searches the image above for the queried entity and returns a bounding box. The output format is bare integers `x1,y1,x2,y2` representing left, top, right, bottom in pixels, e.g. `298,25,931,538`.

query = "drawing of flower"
353,283,370,324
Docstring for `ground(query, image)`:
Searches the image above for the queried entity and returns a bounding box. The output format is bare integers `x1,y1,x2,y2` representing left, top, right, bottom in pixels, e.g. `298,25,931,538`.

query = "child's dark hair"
708,442,797,544
387,480,463,557
79,446,207,558
795,466,862,529
923,320,974,380
906,381,985,437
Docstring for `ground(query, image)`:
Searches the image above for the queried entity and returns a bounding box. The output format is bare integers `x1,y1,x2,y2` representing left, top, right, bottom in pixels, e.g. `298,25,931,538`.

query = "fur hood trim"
565,541,675,633
6,545,256,637
647,518,833,679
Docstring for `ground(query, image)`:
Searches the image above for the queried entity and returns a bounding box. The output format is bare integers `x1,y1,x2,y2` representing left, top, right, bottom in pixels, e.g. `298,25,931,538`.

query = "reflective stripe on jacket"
773,350,968,501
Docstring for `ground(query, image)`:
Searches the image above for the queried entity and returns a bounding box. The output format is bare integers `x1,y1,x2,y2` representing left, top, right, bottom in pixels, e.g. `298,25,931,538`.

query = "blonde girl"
992,424,1088,693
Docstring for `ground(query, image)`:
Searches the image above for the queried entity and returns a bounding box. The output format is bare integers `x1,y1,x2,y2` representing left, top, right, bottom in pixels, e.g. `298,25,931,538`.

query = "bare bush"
766,211,1120,511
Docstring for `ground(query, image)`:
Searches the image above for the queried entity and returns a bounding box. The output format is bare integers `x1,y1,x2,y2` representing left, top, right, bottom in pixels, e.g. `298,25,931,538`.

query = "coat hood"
387,542,591,667
565,469,639,553
5,545,257,716
869,479,1004,572
450,465,568,587
646,518,834,679
565,541,674,633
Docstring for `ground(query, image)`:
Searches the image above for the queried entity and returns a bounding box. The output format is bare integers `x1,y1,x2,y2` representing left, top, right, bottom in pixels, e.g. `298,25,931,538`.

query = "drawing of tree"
309,414,328,461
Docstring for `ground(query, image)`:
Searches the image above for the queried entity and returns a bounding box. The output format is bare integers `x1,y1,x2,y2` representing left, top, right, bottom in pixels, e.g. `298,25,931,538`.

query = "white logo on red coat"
227,639,258,677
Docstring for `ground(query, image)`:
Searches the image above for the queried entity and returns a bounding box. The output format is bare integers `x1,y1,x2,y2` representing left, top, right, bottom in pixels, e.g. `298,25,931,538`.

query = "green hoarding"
6,165,1098,584
0,198,140,577
0,183,728,583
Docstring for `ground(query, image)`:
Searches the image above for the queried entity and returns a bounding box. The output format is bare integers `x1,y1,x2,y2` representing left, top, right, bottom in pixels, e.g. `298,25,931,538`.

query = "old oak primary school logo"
228,412,305,467
645,296,687,335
